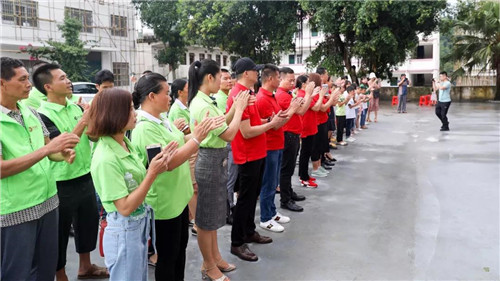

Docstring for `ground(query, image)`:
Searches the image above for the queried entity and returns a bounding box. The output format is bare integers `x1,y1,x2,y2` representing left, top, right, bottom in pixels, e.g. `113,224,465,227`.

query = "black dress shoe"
243,231,273,244
321,164,332,170
231,244,258,262
291,193,306,201
281,201,304,212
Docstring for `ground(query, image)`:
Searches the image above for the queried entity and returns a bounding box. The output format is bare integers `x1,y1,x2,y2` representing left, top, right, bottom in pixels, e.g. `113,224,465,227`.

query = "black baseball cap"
232,57,264,75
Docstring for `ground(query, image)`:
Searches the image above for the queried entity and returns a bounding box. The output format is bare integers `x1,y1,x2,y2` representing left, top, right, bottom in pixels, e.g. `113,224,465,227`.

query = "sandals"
216,259,236,272
201,264,230,281
77,264,109,279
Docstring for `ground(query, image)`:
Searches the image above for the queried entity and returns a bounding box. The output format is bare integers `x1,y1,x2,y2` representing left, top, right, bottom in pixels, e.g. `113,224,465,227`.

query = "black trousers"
299,135,314,181
155,207,189,281
336,115,347,142
56,173,98,270
231,158,265,247
435,101,451,128
280,132,300,204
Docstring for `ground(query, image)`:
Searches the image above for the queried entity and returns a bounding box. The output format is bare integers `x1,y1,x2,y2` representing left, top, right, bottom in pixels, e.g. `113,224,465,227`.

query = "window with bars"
110,14,127,37
1,0,38,27
189,53,195,65
223,55,227,67
207,54,212,60
113,62,129,86
297,54,302,64
216,54,221,65
199,53,205,60
65,7,92,33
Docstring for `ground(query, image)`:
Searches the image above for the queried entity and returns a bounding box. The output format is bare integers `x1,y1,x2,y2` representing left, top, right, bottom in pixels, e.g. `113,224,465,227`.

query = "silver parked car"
72,82,98,103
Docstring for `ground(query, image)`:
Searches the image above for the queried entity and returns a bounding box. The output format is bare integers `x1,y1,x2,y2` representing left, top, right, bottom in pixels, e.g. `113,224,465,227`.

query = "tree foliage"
179,0,302,64
25,17,90,81
300,0,446,82
443,0,499,100
132,0,187,77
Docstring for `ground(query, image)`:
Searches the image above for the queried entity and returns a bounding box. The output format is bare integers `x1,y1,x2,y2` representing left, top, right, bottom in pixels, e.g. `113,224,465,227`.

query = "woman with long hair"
188,59,250,281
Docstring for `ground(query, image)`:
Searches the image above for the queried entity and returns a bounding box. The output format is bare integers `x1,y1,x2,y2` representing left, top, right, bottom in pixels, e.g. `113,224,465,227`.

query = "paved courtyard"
66,102,500,280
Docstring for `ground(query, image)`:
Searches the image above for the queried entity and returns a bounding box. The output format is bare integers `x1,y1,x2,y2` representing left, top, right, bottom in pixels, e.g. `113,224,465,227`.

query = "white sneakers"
260,212,290,233
260,220,284,232
273,212,290,223
346,137,356,142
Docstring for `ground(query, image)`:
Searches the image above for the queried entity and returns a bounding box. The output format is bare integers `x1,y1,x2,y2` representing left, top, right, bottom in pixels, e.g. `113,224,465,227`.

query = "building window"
207,54,212,60
189,53,195,65
216,54,221,65
65,7,92,33
296,54,302,64
311,28,318,37
223,55,228,67
110,14,127,37
1,0,38,27
199,53,205,60
113,62,129,86
289,54,295,65
179,53,187,65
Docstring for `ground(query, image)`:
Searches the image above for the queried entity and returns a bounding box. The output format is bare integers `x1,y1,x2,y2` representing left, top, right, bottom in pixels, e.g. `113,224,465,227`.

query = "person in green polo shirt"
87,88,177,281
188,59,250,281
131,72,224,279
33,63,109,280
0,57,80,281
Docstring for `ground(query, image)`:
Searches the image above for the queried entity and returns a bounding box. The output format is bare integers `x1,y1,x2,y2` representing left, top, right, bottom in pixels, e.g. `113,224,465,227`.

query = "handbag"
98,209,107,257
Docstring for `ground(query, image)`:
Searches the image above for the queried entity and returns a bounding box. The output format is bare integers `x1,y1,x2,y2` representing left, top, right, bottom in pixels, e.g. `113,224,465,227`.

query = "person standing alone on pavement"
397,74,410,113
433,71,452,131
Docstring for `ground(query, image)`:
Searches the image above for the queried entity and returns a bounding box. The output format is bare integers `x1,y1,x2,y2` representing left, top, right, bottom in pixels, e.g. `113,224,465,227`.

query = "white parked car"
72,82,98,103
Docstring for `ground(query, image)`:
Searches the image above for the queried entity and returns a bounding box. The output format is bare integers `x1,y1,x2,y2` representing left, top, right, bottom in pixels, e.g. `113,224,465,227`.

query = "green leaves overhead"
300,0,446,81
179,0,301,64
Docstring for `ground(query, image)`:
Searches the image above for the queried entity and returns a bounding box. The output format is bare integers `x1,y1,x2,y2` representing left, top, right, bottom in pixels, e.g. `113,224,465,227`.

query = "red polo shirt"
315,95,330,125
275,87,302,135
227,82,267,164
256,87,284,151
298,89,317,138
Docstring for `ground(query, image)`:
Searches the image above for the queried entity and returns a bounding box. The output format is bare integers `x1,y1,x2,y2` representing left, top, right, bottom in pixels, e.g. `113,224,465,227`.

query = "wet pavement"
65,102,500,280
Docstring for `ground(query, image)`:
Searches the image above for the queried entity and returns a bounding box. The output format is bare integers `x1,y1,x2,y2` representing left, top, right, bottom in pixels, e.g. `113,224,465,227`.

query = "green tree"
133,0,186,78
300,1,446,82
25,17,90,81
444,1,500,100
179,0,301,64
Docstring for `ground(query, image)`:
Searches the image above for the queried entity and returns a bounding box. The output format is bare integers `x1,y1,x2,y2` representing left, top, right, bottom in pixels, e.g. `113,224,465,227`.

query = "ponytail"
296,75,308,89
132,72,167,109
170,78,187,106
188,59,220,106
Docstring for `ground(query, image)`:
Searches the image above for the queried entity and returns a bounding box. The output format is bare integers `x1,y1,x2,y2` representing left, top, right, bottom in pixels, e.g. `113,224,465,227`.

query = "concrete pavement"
65,102,500,280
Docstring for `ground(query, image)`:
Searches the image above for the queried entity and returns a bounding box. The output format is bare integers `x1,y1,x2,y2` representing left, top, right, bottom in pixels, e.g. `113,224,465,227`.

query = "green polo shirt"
91,136,146,215
22,87,47,109
336,94,346,116
168,99,190,124
131,112,193,220
38,101,91,181
67,94,80,104
189,90,228,148
213,90,229,113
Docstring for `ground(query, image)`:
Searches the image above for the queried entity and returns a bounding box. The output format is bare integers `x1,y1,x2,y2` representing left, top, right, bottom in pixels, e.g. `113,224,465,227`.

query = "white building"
136,31,237,82
0,0,138,90
279,19,441,87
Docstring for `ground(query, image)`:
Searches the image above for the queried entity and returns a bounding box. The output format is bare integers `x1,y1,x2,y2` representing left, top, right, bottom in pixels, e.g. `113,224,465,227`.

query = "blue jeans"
260,149,282,222
103,206,154,281
360,108,367,127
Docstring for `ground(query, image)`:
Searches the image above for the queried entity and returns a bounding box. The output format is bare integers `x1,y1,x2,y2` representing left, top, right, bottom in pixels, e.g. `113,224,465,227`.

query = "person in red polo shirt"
311,70,341,178
255,65,299,232
275,67,314,212
297,73,325,186
228,58,285,262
